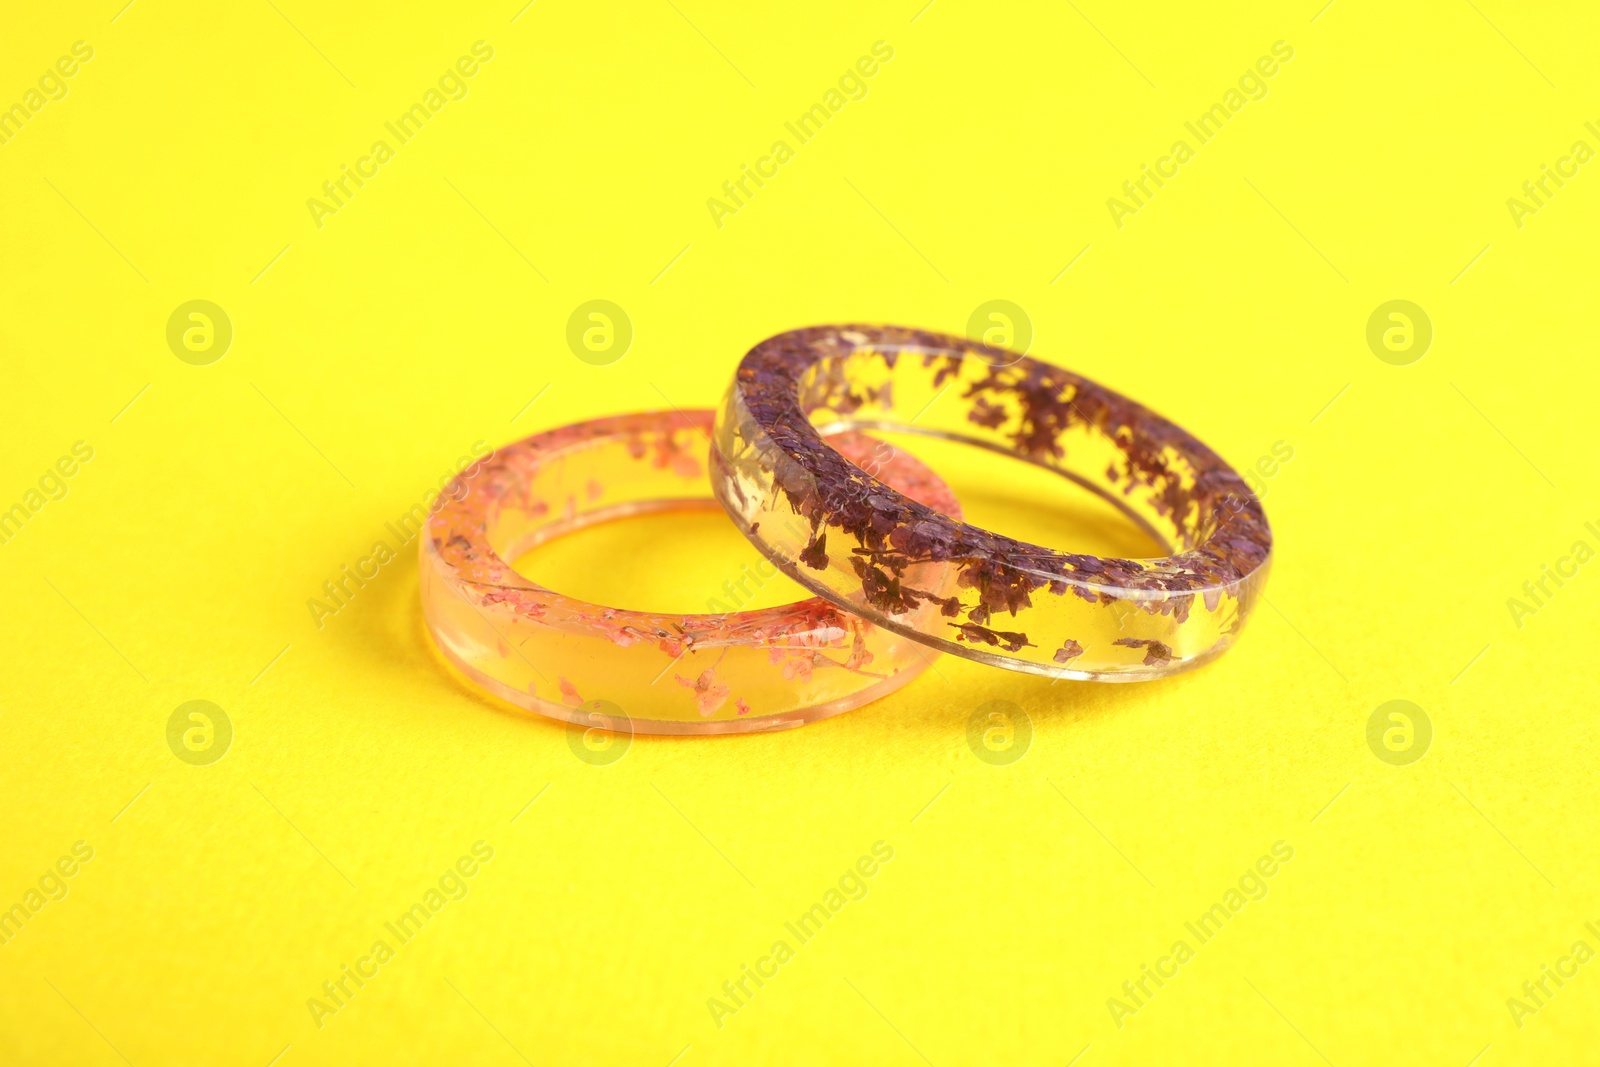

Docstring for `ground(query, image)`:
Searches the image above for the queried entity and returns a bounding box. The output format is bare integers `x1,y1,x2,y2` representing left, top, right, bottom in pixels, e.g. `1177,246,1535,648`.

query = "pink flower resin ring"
420,410,962,735
710,325,1274,681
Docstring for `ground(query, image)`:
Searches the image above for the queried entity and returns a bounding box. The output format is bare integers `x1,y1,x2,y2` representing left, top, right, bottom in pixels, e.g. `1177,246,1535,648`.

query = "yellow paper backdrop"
2,1,1597,1063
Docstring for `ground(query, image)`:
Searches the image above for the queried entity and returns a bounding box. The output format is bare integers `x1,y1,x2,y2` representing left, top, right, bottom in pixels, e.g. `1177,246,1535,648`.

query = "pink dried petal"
558,677,583,707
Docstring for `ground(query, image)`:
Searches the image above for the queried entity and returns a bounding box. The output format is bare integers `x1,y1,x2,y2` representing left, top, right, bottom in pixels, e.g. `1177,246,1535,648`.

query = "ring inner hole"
488,428,810,614
800,347,1192,558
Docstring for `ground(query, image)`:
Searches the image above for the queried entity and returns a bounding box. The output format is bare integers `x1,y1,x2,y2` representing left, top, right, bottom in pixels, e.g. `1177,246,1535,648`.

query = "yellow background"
3,0,1598,1063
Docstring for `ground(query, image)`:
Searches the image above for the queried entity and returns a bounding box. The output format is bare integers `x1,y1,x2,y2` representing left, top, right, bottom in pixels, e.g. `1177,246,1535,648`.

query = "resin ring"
711,325,1273,681
421,410,962,734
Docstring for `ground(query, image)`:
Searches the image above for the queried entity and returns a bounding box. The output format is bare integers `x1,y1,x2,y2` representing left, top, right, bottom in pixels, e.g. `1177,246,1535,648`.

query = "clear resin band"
421,410,963,734
711,325,1273,680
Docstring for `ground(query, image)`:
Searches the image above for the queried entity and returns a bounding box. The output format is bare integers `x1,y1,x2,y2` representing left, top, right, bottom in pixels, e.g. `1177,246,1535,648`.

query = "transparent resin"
711,325,1273,681
421,410,963,734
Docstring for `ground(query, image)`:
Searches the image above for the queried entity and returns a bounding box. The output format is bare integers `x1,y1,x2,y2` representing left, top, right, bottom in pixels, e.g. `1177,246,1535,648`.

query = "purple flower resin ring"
710,325,1273,681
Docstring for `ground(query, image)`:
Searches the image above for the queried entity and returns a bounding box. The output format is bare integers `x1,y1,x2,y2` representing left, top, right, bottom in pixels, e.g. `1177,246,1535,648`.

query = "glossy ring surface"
711,325,1273,680
422,409,962,733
